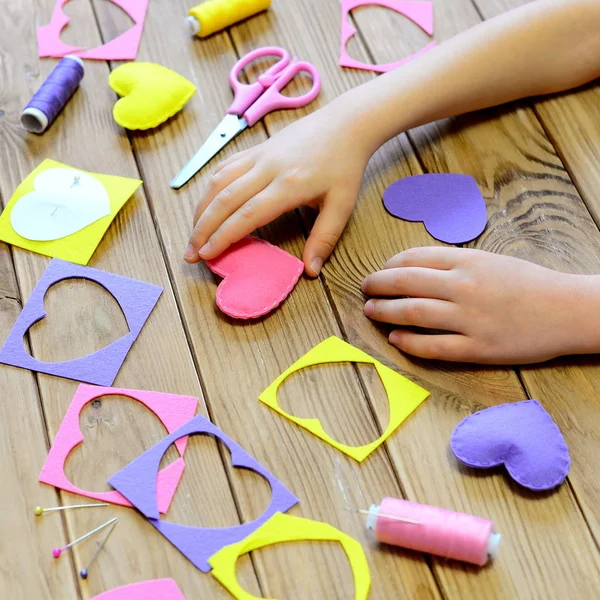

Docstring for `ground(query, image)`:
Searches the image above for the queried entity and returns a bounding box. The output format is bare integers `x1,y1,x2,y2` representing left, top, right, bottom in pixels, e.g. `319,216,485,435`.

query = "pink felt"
92,579,185,600
37,0,149,61
340,0,436,73
39,385,198,513
206,236,303,319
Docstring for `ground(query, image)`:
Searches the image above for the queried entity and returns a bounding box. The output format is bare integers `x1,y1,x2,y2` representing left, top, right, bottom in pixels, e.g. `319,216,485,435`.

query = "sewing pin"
34,503,108,516
51,173,80,216
53,517,117,558
80,518,118,579
345,506,420,525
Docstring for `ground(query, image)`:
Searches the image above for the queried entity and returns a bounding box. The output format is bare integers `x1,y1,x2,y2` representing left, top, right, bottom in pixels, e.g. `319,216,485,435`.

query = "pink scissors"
171,46,321,189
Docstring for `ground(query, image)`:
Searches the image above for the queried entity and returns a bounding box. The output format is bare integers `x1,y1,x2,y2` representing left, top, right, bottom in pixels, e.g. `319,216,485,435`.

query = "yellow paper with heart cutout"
209,512,371,600
109,62,197,130
259,336,430,462
0,159,141,265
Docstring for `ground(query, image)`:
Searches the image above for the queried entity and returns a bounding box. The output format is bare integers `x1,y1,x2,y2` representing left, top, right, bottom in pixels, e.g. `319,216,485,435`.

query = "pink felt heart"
206,236,303,319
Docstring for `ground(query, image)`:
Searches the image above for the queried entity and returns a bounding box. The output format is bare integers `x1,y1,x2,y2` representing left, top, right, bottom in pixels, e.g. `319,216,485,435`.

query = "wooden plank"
0,1,256,598
90,0,444,597
347,0,600,595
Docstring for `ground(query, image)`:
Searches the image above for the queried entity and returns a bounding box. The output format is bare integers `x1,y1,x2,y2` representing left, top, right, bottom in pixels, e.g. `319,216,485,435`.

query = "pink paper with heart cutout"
92,579,185,600
39,385,198,513
340,0,436,73
37,0,149,60
206,236,303,319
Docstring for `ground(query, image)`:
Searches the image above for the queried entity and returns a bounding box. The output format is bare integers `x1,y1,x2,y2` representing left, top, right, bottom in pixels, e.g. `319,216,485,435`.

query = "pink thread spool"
366,498,501,566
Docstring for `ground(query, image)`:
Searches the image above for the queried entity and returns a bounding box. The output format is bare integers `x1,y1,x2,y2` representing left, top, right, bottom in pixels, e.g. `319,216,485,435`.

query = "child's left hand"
362,247,600,364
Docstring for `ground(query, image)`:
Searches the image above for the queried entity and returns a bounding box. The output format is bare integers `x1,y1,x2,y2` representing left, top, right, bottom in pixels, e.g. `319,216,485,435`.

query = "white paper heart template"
10,168,111,241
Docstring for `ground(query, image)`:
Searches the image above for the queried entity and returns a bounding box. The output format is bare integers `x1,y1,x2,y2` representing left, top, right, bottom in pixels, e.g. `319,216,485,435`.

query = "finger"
364,298,462,330
303,192,356,277
388,330,474,362
187,168,271,262
213,148,252,173
198,180,300,260
383,247,468,270
362,267,453,300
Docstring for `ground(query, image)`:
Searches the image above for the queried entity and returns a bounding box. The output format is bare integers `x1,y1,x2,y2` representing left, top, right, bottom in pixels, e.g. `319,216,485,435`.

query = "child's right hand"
184,100,370,276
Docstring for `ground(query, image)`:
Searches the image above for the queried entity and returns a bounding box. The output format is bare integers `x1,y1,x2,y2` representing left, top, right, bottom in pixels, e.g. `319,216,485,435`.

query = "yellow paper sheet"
209,512,371,600
259,336,430,462
0,159,141,265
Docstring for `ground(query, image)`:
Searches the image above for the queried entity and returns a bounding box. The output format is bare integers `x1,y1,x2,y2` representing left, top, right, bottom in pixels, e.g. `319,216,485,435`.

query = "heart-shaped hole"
235,540,355,597
29,278,129,363
278,362,390,448
61,0,134,49
162,435,273,528
64,394,179,492
347,4,432,67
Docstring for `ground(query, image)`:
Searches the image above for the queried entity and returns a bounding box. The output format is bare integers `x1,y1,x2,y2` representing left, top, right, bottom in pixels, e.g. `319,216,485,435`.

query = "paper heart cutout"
91,579,185,600
450,400,571,491
10,168,110,241
383,174,488,244
109,63,196,130
206,236,303,320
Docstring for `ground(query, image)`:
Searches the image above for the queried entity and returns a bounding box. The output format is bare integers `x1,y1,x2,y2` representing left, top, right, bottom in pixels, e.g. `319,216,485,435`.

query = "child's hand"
184,101,370,277
362,247,600,364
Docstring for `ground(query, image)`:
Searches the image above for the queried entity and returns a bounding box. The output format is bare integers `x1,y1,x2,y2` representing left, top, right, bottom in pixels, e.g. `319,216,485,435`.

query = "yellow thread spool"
186,0,272,37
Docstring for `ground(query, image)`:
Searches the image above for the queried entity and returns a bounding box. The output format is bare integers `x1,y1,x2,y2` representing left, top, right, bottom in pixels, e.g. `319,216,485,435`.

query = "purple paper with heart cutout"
108,414,299,572
383,174,487,244
0,259,162,386
450,400,570,491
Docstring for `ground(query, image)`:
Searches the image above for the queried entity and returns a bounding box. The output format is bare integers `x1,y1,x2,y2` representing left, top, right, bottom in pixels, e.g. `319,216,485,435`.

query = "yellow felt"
109,63,196,130
190,0,272,37
209,512,371,600
0,159,141,265
259,336,430,462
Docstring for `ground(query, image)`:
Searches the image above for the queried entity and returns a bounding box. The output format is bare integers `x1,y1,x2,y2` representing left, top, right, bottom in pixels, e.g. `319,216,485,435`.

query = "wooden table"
1,1,599,598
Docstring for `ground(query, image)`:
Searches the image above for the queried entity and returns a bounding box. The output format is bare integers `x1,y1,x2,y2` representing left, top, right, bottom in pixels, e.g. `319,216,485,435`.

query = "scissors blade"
170,114,248,190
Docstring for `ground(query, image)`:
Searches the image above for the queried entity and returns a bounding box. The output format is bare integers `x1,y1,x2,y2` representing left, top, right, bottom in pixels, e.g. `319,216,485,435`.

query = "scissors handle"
243,60,321,127
228,46,291,116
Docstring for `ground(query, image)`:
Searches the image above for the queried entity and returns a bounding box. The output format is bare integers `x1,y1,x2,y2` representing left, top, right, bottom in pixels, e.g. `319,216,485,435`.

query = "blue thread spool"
21,55,84,134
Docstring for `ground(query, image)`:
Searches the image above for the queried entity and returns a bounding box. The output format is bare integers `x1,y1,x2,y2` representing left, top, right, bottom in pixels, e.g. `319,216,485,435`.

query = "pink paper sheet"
39,385,198,513
37,0,150,61
92,579,185,600
340,0,436,73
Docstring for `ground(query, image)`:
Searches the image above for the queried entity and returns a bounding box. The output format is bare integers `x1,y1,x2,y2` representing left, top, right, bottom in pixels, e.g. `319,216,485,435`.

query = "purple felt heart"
383,174,487,244
450,400,570,491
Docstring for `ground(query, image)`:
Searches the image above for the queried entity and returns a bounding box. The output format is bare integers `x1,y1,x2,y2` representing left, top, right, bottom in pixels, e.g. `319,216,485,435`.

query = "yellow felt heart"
109,63,196,130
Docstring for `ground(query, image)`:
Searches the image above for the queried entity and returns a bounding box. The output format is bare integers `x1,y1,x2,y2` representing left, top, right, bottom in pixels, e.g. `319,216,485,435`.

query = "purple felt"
450,400,570,491
0,259,162,386
383,174,487,244
108,414,299,572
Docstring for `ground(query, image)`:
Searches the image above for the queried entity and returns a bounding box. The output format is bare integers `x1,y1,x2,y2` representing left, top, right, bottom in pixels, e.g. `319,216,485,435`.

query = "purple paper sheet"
450,400,570,491
109,414,299,572
383,174,487,244
0,259,162,386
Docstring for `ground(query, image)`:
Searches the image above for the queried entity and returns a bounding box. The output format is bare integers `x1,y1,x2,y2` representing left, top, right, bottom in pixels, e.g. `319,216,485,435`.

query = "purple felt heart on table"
450,400,570,491
383,174,487,244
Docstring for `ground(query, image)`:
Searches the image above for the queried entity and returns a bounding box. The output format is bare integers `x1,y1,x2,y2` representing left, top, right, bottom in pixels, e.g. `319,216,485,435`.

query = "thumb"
303,193,355,277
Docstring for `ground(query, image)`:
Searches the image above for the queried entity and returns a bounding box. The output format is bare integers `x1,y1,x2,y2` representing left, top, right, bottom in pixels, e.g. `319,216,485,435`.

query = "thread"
21,56,84,134
186,0,271,37
364,498,501,566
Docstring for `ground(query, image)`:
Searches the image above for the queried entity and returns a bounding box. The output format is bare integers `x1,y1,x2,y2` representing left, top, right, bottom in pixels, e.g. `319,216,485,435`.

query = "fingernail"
364,300,374,317
311,257,323,276
361,278,368,293
184,243,196,260
389,331,400,345
199,242,211,257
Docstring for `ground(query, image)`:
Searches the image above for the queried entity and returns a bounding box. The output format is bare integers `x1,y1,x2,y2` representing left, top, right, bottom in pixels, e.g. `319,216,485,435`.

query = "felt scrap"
39,384,198,512
109,63,197,130
259,336,429,462
0,159,141,265
340,0,436,73
37,0,150,61
450,400,571,491
383,174,487,244
208,512,371,600
91,579,185,600
0,259,162,386
206,236,303,319
109,414,299,572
